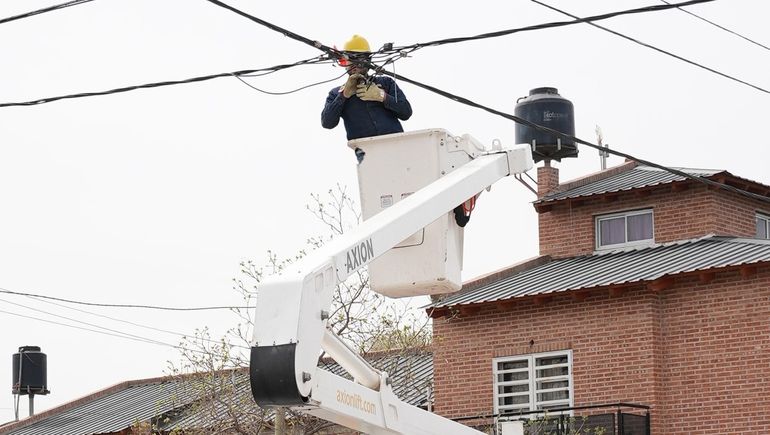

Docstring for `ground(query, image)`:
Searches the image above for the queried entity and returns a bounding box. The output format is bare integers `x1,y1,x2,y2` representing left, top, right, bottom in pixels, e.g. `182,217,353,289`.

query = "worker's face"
346,64,368,76
345,53,371,76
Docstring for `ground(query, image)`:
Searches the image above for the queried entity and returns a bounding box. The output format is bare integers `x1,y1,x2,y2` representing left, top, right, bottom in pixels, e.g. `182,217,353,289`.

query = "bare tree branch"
163,185,432,432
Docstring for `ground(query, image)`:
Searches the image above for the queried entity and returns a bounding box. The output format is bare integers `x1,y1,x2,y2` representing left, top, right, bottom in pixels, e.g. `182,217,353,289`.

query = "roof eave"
429,260,770,319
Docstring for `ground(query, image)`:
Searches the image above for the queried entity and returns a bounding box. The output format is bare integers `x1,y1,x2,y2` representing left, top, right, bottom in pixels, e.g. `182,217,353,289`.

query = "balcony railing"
454,402,650,435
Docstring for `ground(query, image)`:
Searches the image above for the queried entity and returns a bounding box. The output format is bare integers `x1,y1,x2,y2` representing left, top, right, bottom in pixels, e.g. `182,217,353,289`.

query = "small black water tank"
514,87,577,162
12,346,49,395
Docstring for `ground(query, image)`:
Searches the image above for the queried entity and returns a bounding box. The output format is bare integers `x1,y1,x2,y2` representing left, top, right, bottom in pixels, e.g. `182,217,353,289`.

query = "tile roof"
536,165,723,203
1,351,433,435
431,236,770,308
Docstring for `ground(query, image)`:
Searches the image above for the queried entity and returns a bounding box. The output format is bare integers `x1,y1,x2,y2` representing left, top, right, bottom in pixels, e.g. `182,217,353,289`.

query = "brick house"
428,161,770,434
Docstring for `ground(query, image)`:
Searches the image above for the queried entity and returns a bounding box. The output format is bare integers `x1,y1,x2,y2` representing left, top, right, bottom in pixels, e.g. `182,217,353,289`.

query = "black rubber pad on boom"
250,344,308,407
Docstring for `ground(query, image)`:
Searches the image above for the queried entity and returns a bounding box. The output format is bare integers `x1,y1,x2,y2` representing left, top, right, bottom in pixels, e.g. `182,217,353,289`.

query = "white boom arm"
250,143,532,434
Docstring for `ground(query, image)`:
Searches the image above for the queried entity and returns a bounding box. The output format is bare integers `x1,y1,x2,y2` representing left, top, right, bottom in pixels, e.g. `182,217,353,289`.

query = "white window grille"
757,213,770,240
595,209,654,250
493,350,573,415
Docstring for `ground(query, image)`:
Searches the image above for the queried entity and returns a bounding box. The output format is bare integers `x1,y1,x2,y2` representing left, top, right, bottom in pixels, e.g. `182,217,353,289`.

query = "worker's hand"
342,73,363,98
356,83,385,102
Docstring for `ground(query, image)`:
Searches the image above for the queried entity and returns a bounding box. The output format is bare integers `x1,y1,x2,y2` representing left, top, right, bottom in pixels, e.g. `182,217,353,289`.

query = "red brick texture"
537,165,560,197
432,266,770,434
537,183,769,259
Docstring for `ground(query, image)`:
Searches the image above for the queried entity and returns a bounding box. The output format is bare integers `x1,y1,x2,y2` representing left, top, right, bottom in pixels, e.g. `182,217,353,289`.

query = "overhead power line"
660,0,770,51
234,69,347,96
206,0,770,205
202,0,713,59
26,294,250,350
3,0,766,204
0,287,253,311
531,0,770,95
389,0,715,52
0,0,96,26
204,0,338,55
0,0,717,108
0,55,328,108
0,307,176,347
382,69,770,205
0,307,234,356
0,297,177,348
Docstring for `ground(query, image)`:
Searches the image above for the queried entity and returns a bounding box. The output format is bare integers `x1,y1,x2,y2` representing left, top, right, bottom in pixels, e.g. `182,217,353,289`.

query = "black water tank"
515,87,577,162
12,346,49,395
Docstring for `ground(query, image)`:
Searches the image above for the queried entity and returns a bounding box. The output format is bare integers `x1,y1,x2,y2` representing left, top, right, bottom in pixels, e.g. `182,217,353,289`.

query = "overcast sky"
1,0,768,422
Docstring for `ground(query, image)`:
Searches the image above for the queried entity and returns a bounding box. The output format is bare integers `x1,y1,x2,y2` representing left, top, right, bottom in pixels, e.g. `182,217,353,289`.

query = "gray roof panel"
537,166,722,203
433,236,770,308
1,379,198,435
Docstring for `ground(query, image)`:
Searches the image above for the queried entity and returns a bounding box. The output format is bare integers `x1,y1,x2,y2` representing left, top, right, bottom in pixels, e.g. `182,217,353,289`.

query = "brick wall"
432,288,660,422
432,266,770,434
537,165,559,197
537,184,766,259
657,269,770,434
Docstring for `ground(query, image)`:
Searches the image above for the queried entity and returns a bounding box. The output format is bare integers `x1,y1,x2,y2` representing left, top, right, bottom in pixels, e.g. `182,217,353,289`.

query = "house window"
493,350,573,415
758,213,770,239
596,209,654,249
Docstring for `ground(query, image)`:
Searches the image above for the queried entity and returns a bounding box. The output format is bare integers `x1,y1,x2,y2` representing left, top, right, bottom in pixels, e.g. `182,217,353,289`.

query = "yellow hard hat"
343,34,371,53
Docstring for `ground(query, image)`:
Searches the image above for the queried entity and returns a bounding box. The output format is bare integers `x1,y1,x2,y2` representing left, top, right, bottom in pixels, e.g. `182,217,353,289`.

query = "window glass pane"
599,217,625,246
758,217,768,239
537,366,568,378
537,390,570,402
498,360,528,371
537,380,569,390
498,371,529,382
499,395,530,406
536,355,567,366
627,212,653,242
499,384,529,394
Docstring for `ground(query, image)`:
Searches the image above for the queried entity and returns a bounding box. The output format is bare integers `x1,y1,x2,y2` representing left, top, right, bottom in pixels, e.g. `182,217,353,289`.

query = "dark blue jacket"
321,76,412,140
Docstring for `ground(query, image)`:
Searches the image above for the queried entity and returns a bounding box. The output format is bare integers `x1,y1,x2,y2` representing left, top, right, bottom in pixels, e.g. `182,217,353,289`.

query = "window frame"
757,212,770,240
492,350,574,416
595,208,655,250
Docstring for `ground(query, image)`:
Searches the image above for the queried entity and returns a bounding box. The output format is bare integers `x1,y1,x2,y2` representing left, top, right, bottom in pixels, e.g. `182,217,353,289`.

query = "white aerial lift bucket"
349,129,486,298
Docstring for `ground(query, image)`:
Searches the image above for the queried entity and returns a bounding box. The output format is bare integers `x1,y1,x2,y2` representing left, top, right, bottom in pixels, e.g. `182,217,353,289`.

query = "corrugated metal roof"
155,371,263,432
369,351,433,407
2,378,201,435
536,166,722,203
432,236,770,308
2,352,433,434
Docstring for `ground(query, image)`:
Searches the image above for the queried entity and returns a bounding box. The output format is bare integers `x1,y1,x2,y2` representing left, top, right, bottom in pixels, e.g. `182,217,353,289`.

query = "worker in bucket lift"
321,34,412,163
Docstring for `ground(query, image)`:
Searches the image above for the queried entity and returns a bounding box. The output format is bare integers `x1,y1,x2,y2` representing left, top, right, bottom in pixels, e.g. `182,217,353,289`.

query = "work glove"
356,83,385,102
342,73,364,98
